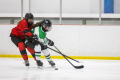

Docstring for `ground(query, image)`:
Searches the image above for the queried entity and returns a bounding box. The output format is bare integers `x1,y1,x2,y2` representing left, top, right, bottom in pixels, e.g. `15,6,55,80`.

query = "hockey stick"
52,45,84,69
38,42,84,69
47,46,80,63
45,38,80,63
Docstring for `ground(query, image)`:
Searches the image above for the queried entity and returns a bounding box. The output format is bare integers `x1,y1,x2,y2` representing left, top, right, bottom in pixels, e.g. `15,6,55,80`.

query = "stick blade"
74,65,84,69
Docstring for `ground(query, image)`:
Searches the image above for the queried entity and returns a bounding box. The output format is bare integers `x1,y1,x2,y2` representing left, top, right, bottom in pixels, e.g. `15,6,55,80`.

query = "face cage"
45,26,52,32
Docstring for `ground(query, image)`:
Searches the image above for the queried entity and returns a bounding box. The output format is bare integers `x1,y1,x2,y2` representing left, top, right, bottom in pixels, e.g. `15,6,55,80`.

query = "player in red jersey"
10,13,41,67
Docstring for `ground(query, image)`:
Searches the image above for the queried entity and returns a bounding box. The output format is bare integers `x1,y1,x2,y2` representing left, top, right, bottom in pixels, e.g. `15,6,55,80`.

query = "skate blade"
79,61,84,63
26,66,29,68
51,65,55,67
49,64,55,67
51,65,58,69
38,66,43,69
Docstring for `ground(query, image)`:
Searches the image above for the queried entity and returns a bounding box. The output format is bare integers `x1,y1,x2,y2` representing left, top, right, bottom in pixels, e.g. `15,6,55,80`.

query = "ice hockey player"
30,19,55,67
10,13,41,67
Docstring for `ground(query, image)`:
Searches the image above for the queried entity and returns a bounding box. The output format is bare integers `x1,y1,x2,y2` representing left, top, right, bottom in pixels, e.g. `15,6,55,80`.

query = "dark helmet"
25,13,34,25
41,19,52,32
25,13,34,20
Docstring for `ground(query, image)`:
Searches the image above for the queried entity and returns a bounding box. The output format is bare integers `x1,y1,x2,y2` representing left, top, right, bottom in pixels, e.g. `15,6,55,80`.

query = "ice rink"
0,58,120,80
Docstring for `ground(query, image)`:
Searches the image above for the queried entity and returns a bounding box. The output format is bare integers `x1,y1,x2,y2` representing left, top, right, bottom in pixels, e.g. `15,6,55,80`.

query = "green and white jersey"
31,26,49,45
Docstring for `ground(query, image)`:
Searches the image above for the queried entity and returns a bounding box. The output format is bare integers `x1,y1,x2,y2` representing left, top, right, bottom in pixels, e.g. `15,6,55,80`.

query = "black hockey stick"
47,46,84,69
45,37,80,62
45,38,80,63
48,46,79,63
38,42,84,69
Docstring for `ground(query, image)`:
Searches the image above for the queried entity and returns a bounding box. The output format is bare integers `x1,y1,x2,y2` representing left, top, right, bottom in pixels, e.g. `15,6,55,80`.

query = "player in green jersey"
31,19,55,67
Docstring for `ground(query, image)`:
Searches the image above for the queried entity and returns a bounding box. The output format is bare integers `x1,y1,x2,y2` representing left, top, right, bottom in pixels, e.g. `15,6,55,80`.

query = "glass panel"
101,0,120,25
31,0,60,24
0,0,21,24
62,0,99,25
0,0,21,13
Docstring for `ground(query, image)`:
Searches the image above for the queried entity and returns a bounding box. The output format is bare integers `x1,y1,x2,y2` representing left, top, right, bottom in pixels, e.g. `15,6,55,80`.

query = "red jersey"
11,19,33,40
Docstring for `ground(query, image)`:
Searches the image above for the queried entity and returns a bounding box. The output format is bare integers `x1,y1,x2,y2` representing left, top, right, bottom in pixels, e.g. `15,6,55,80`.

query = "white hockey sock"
35,52,41,60
34,45,41,61
42,49,52,61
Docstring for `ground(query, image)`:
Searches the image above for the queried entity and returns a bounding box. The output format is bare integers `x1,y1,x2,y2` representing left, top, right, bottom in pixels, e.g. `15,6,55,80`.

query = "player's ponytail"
17,18,25,24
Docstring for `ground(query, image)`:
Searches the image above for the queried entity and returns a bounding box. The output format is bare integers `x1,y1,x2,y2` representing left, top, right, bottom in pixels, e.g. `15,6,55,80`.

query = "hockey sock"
42,49,52,61
18,42,28,60
34,45,41,61
27,47,36,60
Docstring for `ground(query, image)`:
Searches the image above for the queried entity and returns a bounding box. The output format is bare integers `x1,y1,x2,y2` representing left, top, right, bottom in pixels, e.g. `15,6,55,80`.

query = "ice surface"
0,58,120,80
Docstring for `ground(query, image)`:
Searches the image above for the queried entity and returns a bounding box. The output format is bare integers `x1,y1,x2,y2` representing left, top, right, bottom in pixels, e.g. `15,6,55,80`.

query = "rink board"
0,54,120,60
0,24,120,60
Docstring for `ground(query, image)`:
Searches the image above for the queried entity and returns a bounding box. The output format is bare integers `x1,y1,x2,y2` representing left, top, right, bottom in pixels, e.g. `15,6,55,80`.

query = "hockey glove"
25,34,39,45
48,39,54,46
31,34,39,45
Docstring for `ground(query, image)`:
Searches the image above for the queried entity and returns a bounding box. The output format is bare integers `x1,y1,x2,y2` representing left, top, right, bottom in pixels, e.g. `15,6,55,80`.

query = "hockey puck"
55,68,58,70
